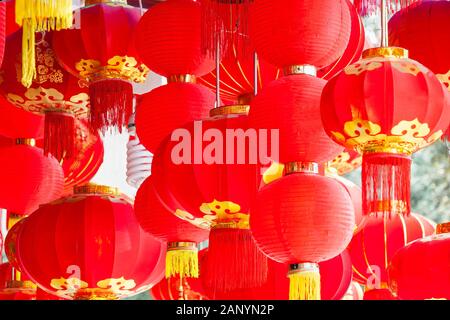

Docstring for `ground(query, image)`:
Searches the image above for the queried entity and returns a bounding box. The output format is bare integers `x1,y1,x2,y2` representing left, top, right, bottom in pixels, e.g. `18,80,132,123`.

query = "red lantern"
203,250,353,301
135,176,209,281
0,31,90,161
37,119,104,194
388,222,450,300
135,82,215,153
250,171,355,300
135,0,216,78
199,0,363,104
0,139,63,215
15,184,166,300
249,74,343,165
0,262,36,300
249,0,352,69
150,249,209,301
152,106,268,293
329,149,362,176
348,212,435,298
0,95,44,139
321,47,450,217
333,176,364,232
53,0,148,134
389,1,450,91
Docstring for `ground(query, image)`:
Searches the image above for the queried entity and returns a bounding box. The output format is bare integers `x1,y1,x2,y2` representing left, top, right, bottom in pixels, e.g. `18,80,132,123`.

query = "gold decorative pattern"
436,70,450,92
74,183,120,196
436,222,450,234
51,276,136,300
7,87,90,117
331,118,440,154
262,162,284,185
344,60,383,76
209,104,250,117
75,56,149,84
174,209,212,230
330,151,362,176
391,61,421,76
285,162,319,175
200,200,249,229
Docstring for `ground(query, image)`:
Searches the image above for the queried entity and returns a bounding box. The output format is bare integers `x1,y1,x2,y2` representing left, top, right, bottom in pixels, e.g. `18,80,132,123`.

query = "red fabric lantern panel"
152,108,267,293
4,0,20,37
348,213,435,290
53,2,148,133
249,0,351,69
0,95,44,139
249,74,343,165
329,149,362,176
250,172,355,300
321,48,450,217
135,82,214,153
388,222,450,300
16,184,166,300
333,176,364,232
0,141,63,215
37,119,104,193
135,0,216,78
389,1,450,91
0,31,90,161
0,263,36,301
135,176,209,280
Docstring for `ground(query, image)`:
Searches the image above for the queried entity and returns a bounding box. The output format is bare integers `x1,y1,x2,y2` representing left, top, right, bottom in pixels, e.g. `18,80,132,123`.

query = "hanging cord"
139,0,144,16
253,52,259,96
215,33,221,109
380,0,388,47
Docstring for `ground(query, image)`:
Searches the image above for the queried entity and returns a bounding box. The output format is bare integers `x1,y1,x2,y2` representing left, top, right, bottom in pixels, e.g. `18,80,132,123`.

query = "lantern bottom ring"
288,262,320,275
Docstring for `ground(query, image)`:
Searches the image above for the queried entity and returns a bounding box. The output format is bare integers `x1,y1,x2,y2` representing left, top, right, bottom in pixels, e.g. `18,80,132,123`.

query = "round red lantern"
135,176,209,280
203,249,352,301
135,82,214,153
0,31,90,161
389,0,450,90
321,47,450,217
0,139,64,215
249,0,352,69
199,0,364,104
37,119,104,194
135,0,216,78
250,171,355,300
249,74,343,165
329,148,362,176
152,106,268,293
348,212,435,298
0,95,44,139
388,222,450,300
53,0,149,134
15,184,166,300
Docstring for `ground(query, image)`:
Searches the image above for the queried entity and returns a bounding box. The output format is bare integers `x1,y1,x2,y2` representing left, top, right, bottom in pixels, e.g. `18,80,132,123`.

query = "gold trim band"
285,162,319,175
209,104,250,117
74,183,120,196
212,222,250,230
288,263,319,275
167,74,197,84
362,47,409,59
167,242,198,252
283,65,317,77
15,138,36,147
436,222,450,235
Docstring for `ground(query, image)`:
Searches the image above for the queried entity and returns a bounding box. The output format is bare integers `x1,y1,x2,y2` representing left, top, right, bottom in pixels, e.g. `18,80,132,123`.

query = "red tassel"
89,79,133,135
201,0,253,59
202,227,268,295
362,152,411,218
354,0,421,16
44,111,75,162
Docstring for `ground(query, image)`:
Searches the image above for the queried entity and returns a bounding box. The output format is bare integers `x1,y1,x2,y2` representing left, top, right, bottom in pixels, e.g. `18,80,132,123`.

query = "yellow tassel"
165,247,199,279
15,0,73,87
288,263,321,300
